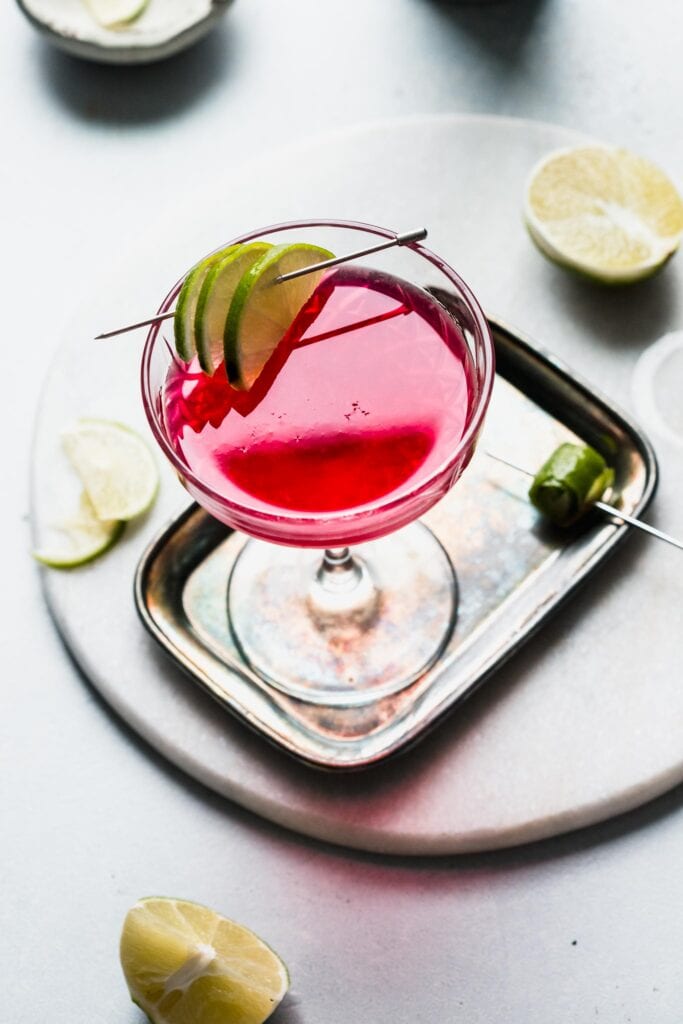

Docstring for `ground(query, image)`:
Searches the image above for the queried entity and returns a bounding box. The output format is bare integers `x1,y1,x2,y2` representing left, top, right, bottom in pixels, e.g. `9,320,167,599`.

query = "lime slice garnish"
174,247,239,363
84,0,149,28
194,243,272,375
62,418,158,522
524,145,683,283
225,242,334,389
120,897,290,1024
33,492,124,569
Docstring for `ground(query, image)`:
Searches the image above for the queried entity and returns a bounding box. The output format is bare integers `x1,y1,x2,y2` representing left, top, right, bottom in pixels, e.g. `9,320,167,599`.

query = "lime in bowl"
142,220,495,706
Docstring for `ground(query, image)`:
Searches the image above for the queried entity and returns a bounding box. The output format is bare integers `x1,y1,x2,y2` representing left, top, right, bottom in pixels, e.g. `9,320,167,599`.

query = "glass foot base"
228,523,457,707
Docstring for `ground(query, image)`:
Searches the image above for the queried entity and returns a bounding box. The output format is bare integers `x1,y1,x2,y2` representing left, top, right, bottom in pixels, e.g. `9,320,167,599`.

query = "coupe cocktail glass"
142,220,495,707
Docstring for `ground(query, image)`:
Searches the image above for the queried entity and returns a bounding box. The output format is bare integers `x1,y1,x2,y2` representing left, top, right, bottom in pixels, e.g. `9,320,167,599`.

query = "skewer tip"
397,228,428,245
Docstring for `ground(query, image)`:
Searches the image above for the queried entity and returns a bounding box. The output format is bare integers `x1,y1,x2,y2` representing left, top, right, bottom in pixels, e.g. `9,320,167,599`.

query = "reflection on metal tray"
134,316,657,770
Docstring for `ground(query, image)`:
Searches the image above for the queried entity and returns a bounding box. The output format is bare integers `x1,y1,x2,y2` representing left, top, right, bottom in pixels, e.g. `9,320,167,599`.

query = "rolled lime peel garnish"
529,443,615,526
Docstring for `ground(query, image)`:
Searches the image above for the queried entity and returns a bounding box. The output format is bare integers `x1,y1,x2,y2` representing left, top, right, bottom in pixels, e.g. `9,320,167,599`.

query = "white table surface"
4,1,683,1021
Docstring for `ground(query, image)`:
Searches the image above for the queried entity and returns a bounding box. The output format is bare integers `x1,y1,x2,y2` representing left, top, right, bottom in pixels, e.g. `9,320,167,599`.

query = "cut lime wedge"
120,897,290,1024
62,418,158,522
524,144,683,283
225,243,333,389
174,247,238,363
84,0,149,28
33,492,124,569
195,243,272,374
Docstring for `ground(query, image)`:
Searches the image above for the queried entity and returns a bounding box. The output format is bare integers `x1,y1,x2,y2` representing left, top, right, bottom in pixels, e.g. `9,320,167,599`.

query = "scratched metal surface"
135,319,656,769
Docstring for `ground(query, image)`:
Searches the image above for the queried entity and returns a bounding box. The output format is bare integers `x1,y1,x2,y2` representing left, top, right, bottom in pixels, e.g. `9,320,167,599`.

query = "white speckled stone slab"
32,116,683,855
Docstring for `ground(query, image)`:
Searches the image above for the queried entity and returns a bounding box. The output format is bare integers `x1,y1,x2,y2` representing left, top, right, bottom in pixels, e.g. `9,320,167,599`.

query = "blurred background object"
14,0,234,64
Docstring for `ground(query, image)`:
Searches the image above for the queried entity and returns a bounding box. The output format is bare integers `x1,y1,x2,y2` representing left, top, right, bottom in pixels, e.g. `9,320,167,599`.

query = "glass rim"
141,217,496,529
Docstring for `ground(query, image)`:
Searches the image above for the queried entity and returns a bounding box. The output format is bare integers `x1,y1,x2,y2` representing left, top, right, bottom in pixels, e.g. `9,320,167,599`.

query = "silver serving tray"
134,316,657,770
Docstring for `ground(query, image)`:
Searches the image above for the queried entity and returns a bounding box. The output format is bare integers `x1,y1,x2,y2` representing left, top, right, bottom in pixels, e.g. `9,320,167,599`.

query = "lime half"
195,242,271,374
174,247,238,363
225,243,333,389
524,145,683,283
62,418,158,522
85,0,149,28
33,492,124,569
120,897,289,1024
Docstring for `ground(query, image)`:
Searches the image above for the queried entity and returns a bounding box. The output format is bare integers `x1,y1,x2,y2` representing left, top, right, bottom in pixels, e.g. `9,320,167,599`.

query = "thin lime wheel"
120,897,290,1024
174,246,238,363
85,0,149,28
224,242,334,389
524,144,683,283
195,242,272,374
62,418,159,522
33,492,124,569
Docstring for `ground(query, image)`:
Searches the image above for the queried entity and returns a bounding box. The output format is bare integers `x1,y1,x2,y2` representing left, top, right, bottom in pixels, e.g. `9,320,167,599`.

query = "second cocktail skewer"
94,228,428,340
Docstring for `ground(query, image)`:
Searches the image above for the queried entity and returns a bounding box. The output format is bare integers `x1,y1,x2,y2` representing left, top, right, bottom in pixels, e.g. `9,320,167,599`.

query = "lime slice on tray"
524,145,683,283
120,897,290,1024
85,0,149,28
33,492,124,569
195,242,271,374
174,246,238,363
225,242,333,389
62,418,158,522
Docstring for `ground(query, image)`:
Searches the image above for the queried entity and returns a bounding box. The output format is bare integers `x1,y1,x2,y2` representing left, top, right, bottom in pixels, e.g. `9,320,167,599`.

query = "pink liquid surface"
163,265,475,519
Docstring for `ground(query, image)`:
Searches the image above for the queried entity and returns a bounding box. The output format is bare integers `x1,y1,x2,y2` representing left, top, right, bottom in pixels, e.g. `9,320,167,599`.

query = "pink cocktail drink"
142,219,494,704
162,266,477,547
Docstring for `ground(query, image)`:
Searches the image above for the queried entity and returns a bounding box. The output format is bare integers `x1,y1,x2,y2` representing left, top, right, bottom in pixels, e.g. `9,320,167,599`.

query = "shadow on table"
403,527,683,871
422,0,550,60
545,263,680,353
66,588,683,879
35,23,234,125
47,520,682,882
122,992,303,1024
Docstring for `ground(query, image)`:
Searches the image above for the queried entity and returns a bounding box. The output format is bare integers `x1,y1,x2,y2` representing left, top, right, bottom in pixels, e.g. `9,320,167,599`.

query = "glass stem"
317,548,363,592
308,547,379,627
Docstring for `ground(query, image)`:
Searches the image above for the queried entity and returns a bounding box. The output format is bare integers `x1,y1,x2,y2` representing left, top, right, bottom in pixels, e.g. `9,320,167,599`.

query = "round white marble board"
32,115,683,855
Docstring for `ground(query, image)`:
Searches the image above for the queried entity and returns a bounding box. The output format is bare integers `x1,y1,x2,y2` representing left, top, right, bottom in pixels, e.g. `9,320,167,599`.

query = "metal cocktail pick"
487,451,683,552
94,228,428,340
